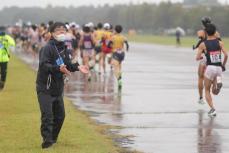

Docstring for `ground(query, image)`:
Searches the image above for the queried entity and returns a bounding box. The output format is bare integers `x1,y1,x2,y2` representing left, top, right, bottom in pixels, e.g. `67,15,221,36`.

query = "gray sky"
0,0,227,9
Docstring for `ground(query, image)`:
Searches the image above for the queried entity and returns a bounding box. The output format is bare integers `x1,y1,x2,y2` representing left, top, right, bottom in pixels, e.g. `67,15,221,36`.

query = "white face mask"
55,34,66,42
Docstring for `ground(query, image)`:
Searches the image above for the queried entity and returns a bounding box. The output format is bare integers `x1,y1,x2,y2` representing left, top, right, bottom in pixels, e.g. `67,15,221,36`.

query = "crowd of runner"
6,21,129,89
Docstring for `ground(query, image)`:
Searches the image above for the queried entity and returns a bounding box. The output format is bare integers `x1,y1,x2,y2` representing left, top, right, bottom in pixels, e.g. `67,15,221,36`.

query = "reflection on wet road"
64,43,229,153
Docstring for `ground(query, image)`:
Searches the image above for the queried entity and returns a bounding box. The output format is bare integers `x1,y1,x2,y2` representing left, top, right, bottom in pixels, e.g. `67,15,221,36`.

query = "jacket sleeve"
66,62,80,72
39,45,60,74
6,35,16,47
64,51,79,72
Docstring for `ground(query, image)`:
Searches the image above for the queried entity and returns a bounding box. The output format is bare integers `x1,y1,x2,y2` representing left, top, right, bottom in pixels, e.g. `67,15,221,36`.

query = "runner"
29,24,39,60
79,24,96,81
69,22,81,63
196,23,228,117
194,17,221,104
64,24,75,59
99,23,113,74
107,24,114,67
111,25,129,89
94,23,104,68
38,23,47,48
193,17,221,50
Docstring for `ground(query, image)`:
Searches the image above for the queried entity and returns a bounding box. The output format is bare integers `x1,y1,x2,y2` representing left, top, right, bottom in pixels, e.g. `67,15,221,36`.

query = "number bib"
210,51,221,63
84,41,92,49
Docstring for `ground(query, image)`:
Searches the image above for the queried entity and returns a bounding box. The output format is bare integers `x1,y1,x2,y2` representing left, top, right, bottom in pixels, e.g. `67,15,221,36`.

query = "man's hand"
60,65,71,75
78,65,89,74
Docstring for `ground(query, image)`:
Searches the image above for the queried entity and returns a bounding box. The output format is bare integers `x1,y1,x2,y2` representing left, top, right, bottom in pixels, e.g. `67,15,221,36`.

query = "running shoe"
198,98,205,105
208,108,217,117
214,76,223,95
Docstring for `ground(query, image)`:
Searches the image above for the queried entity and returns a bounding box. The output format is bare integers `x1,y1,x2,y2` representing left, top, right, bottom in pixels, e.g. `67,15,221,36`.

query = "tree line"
1,2,229,36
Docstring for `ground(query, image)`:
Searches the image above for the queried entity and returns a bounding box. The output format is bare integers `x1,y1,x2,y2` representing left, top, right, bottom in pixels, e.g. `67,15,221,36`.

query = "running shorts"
205,65,222,81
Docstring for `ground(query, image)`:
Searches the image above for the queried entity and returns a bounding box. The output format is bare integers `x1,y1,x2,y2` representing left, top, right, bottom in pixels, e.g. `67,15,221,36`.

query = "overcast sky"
0,0,227,9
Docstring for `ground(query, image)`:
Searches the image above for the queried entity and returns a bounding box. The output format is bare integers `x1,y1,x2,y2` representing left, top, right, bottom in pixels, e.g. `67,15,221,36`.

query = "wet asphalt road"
17,43,229,153
65,43,229,153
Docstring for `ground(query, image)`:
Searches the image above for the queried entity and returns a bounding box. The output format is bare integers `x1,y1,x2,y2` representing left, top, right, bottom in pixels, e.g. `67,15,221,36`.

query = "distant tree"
183,0,219,5
1,2,229,36
183,0,199,5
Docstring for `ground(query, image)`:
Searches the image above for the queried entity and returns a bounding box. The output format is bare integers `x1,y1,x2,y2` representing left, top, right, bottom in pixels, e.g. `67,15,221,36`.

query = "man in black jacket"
36,22,88,149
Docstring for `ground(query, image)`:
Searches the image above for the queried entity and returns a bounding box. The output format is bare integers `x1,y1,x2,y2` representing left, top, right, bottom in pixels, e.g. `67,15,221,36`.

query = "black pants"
37,92,65,143
176,37,181,45
0,62,8,82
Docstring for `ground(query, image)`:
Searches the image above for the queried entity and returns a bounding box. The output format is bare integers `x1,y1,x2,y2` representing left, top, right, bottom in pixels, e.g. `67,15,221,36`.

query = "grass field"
0,55,120,153
126,35,229,50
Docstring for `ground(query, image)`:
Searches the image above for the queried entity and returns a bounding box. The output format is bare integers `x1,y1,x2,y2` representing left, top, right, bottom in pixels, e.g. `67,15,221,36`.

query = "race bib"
210,51,221,63
84,41,92,49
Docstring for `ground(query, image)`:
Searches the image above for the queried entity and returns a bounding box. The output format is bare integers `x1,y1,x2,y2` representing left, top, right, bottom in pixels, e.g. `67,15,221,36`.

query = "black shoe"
0,81,4,90
41,141,53,149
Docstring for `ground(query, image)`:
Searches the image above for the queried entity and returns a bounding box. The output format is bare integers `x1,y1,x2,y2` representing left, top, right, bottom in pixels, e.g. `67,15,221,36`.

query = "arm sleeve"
6,35,16,47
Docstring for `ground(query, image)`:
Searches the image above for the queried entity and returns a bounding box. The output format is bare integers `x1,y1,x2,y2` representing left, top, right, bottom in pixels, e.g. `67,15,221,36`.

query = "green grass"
127,34,229,50
0,55,119,153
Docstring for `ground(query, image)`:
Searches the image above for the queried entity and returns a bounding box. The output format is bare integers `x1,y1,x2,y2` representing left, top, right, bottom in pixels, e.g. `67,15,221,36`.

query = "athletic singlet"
82,34,93,50
94,30,104,45
204,39,222,66
65,33,73,50
103,31,112,43
112,34,125,52
101,31,113,53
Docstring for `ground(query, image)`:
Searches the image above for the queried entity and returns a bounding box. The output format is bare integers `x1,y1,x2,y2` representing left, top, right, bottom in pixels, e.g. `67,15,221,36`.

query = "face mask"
55,34,66,42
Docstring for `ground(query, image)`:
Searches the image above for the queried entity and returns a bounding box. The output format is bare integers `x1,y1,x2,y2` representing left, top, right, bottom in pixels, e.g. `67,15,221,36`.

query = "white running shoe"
198,98,205,105
208,108,217,117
